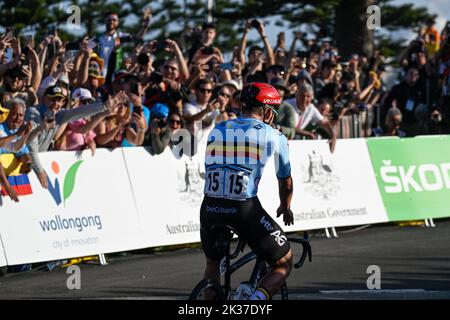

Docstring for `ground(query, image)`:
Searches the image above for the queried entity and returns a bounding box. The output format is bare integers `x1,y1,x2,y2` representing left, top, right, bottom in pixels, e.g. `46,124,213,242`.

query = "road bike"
189,225,312,300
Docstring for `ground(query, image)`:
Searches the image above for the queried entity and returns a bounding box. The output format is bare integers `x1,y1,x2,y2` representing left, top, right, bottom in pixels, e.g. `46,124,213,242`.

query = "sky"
9,0,450,58
256,0,450,51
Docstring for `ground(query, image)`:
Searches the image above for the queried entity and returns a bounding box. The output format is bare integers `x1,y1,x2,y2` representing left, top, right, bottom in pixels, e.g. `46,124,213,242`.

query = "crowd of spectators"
1,10,450,202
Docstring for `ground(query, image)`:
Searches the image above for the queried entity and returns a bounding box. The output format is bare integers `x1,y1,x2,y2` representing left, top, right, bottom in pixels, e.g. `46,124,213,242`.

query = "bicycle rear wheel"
189,279,226,300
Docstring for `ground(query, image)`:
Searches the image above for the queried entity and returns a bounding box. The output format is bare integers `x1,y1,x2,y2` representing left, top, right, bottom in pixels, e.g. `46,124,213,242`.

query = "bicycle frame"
219,232,311,300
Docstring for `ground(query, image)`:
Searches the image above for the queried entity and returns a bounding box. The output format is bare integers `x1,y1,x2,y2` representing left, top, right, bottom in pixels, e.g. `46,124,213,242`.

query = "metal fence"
336,105,381,139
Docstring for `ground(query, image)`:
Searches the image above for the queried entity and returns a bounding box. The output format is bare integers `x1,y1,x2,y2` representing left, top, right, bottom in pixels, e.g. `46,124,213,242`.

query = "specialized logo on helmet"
263,98,281,105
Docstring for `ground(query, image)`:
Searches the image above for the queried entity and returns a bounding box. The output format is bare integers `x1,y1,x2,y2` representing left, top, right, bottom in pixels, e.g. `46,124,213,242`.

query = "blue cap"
151,103,169,118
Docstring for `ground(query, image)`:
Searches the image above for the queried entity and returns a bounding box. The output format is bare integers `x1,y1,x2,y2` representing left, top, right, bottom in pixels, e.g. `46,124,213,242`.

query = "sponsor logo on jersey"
270,230,287,246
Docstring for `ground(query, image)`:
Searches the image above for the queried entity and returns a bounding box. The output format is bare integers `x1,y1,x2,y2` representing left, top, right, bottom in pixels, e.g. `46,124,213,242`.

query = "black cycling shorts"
200,196,290,264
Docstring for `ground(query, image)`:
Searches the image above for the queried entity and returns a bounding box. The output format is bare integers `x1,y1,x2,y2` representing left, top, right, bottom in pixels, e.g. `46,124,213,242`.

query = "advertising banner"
367,136,450,221
0,149,143,265
258,139,389,231
122,147,203,247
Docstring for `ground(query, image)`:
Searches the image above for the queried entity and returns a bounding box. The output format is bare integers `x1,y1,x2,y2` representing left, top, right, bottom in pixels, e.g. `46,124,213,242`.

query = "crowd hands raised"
1,10,450,202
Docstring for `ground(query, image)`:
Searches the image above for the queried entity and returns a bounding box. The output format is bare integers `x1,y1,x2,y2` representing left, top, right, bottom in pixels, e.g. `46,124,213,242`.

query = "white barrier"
0,236,7,267
0,138,389,266
0,149,145,265
266,139,389,231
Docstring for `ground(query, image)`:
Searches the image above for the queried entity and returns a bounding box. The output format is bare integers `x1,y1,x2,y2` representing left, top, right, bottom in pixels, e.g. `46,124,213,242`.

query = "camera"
44,110,55,123
250,19,261,29
65,42,79,51
201,46,215,55
137,53,150,65
296,50,309,59
154,40,167,52
119,34,134,43
151,116,167,128
148,71,163,84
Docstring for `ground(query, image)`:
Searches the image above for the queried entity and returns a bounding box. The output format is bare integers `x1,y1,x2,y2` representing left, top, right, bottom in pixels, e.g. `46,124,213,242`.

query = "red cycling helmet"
240,82,282,116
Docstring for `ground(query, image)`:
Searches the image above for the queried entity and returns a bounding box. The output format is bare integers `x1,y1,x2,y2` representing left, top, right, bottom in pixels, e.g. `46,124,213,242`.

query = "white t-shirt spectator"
97,31,130,77
183,100,219,140
285,98,324,130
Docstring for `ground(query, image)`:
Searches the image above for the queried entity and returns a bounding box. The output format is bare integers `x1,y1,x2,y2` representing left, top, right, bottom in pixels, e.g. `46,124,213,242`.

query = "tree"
0,0,438,59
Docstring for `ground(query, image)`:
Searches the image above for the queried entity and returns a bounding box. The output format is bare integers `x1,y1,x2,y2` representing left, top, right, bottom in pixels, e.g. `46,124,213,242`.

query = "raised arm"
237,20,251,66
257,22,275,66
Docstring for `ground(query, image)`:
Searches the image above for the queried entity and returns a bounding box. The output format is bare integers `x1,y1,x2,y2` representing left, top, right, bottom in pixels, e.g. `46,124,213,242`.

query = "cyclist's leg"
199,196,239,282
203,257,220,283
256,249,293,299
241,197,292,299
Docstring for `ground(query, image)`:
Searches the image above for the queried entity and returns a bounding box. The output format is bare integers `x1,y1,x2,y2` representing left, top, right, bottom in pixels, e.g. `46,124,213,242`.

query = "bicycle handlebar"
287,231,312,269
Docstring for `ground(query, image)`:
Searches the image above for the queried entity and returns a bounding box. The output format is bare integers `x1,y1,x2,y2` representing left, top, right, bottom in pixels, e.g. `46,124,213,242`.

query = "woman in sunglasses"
215,85,232,122
54,88,109,155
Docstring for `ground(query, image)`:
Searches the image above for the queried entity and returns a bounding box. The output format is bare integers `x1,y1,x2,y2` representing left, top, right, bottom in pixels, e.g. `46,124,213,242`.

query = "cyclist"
200,82,294,300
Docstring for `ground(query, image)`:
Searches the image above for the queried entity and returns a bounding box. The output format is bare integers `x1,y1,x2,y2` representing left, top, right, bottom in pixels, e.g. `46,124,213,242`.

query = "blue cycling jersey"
204,117,291,200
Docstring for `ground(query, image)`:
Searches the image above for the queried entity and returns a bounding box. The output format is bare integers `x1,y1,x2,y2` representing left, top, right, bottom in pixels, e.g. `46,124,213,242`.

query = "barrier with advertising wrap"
258,139,389,231
0,135,449,266
122,147,203,247
367,135,450,221
0,149,144,266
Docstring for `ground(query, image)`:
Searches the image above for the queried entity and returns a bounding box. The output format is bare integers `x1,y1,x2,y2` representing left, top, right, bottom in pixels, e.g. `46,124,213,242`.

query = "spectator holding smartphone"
25,85,127,188
183,79,220,139
144,102,172,155
54,88,109,155
95,93,147,148
188,22,220,63
237,19,275,84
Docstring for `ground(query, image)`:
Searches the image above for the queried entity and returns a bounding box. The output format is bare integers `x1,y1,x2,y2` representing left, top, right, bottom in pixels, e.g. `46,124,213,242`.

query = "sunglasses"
164,65,178,71
51,96,66,102
199,88,212,93
80,99,93,105
307,64,317,69
219,92,231,98
170,119,181,125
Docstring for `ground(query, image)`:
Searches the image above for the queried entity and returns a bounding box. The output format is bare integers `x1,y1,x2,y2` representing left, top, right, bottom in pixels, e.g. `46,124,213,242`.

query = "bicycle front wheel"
189,279,226,300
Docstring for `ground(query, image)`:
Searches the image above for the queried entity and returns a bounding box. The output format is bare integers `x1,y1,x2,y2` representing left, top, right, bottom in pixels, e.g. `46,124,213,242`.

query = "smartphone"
220,63,233,71
154,40,167,51
5,27,14,37
133,105,142,114
47,26,57,36
201,46,214,55
119,34,133,43
65,42,79,51
22,46,30,56
130,82,140,96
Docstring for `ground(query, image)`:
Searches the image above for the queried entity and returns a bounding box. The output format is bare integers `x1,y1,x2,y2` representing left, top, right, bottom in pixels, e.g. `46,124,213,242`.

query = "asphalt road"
1,220,450,300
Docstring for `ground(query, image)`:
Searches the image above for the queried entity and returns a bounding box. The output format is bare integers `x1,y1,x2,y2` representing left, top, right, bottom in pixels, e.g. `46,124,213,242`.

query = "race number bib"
205,168,250,200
